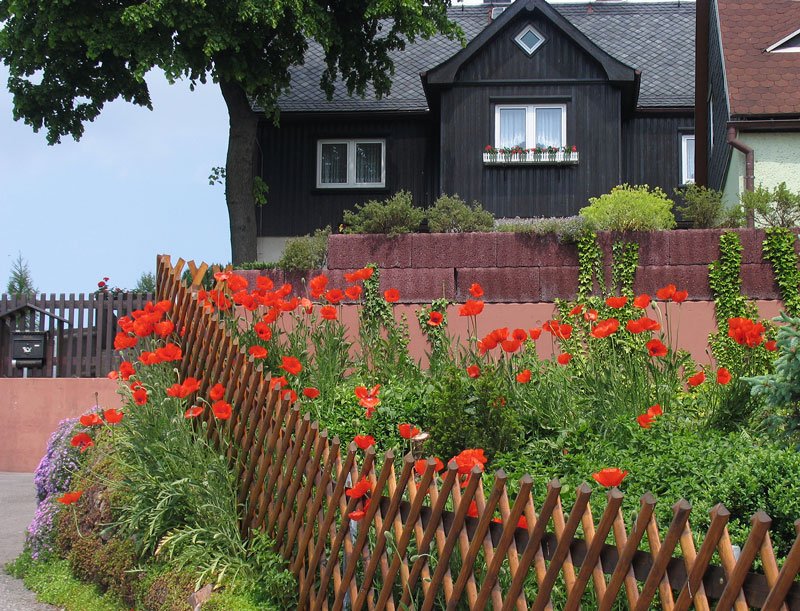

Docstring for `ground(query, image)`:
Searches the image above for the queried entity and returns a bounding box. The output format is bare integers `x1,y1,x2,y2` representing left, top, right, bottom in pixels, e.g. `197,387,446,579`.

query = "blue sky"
0,68,232,295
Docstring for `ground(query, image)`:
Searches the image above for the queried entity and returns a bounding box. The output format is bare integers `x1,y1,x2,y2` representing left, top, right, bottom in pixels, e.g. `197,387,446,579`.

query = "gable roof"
272,1,695,114
717,0,800,117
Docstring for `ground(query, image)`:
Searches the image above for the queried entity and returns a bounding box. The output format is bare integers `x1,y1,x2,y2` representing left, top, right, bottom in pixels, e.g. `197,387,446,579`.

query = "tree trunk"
220,79,259,265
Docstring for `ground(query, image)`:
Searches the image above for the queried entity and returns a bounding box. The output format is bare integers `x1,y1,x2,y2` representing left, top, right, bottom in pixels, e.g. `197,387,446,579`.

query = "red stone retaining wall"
241,229,793,303
0,378,121,472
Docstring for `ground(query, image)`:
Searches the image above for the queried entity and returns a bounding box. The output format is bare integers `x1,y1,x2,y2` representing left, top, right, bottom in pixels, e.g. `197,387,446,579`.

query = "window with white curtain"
681,134,695,184
494,104,566,149
317,139,385,188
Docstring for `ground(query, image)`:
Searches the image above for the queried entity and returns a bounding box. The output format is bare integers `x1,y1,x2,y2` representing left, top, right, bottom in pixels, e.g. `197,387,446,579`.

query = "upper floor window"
494,104,566,150
514,25,545,55
681,134,695,184
317,139,385,188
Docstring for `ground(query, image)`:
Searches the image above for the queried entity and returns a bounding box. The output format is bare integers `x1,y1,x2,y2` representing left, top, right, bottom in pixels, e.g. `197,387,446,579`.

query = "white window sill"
483,152,579,166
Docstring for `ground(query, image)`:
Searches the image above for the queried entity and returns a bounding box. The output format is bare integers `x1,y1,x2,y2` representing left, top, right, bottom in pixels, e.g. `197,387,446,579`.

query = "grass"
5,550,126,611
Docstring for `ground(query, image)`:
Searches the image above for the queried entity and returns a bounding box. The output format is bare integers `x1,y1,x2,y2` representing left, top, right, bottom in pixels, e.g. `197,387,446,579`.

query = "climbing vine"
611,241,639,297
763,227,800,317
576,231,604,300
708,232,754,324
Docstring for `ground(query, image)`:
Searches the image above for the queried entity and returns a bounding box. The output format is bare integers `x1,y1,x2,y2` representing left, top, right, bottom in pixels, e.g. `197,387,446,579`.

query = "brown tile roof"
718,0,800,117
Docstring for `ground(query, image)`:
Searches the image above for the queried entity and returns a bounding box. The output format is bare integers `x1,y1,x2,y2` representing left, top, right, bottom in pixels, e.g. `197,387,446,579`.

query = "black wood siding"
708,0,732,190
621,113,695,192
257,115,436,236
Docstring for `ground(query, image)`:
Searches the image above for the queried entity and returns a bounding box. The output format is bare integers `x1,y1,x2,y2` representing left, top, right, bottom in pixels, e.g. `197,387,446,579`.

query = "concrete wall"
0,378,121,472
723,132,800,205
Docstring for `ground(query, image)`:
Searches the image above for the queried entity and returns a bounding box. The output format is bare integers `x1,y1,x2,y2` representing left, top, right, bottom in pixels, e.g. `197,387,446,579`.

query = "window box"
483,149,579,166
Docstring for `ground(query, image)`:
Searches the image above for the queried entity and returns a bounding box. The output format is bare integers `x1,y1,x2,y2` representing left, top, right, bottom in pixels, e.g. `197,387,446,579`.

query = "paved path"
0,472,58,611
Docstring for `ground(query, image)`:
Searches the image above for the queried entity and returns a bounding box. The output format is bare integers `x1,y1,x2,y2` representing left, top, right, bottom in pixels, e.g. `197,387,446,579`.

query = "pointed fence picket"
155,254,800,610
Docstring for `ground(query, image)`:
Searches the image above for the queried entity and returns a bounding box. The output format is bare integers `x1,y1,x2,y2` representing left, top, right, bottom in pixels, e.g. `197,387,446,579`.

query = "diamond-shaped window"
515,25,545,56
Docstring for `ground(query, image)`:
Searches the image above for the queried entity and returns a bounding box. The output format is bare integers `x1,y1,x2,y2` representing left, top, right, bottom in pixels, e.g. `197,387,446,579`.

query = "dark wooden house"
256,0,695,250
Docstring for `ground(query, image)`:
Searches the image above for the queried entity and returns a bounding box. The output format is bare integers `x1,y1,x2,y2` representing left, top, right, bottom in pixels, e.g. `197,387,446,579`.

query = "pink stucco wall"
0,378,122,472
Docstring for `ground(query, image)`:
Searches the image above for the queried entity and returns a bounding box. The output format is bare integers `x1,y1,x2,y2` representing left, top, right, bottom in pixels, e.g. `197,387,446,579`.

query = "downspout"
726,126,755,227
695,0,710,186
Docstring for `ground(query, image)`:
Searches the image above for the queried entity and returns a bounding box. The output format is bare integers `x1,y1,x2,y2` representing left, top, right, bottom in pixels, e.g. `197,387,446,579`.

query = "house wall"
708,0,733,191
621,113,695,193
723,133,800,205
257,114,436,237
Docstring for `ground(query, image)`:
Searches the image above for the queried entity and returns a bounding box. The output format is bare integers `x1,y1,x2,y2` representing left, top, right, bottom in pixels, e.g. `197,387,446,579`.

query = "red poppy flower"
345,285,362,300
167,383,186,398
256,276,274,291
276,283,293,298
133,387,148,406
637,413,655,429
469,283,484,298
556,324,573,340
281,388,298,402
647,404,663,417
269,376,288,391
57,490,83,505
103,409,124,424
467,501,479,518
517,516,529,529
414,457,444,476
728,317,766,348
70,433,94,452
155,343,182,362
584,309,599,322
209,383,225,401
765,340,777,351
212,400,232,420
466,365,480,378
459,300,484,317
672,290,688,303
500,339,521,353
428,311,444,326
254,322,272,341
512,328,527,342
248,345,267,359
184,405,204,418
281,356,303,375
263,308,280,324
355,385,381,415
153,320,175,338
384,289,400,303
569,304,584,316
80,413,102,427
353,435,375,450
303,387,320,399
346,476,372,499
606,296,628,309
557,353,572,365
656,284,677,300
452,448,488,475
107,370,119,380
320,305,337,320
633,294,651,309
399,423,421,439
119,361,136,381
132,318,155,337
529,327,542,340
348,498,371,521
716,367,732,385
592,468,628,487
325,289,344,305
646,338,668,358
516,369,532,384
309,274,329,299
590,318,620,339
113,333,138,351
227,274,249,292
688,371,705,387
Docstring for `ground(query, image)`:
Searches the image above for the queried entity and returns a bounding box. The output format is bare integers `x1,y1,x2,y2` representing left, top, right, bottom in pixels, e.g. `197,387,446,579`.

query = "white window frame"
514,24,546,56
316,139,386,189
766,28,800,53
681,134,695,185
493,104,567,150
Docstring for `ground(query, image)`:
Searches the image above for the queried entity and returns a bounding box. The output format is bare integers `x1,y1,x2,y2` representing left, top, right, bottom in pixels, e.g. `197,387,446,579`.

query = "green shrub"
134,564,196,611
342,191,424,235
675,183,742,228
426,194,494,233
277,226,330,270
742,182,800,228
495,215,589,243
236,261,278,270
580,184,676,231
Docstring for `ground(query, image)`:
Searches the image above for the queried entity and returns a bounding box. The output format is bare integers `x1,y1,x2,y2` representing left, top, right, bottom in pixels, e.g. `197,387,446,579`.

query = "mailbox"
11,331,47,368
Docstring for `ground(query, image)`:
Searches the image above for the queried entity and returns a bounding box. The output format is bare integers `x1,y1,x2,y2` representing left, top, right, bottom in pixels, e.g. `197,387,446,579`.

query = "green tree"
0,1,460,264
134,271,156,294
6,252,37,295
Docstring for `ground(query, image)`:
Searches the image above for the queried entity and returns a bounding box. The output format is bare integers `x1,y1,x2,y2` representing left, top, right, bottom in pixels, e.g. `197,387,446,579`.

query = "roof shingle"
273,1,695,113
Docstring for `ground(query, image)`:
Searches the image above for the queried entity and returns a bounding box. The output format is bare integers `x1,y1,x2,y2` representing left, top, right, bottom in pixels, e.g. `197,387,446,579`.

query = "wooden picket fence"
156,254,800,610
